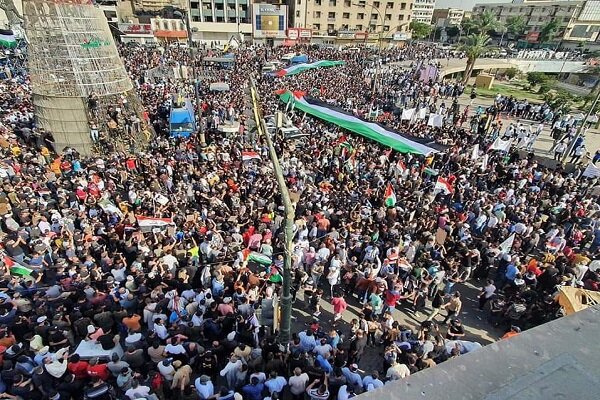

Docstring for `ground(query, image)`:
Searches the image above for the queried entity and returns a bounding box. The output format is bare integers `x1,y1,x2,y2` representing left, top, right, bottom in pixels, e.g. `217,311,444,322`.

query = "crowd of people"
0,40,598,400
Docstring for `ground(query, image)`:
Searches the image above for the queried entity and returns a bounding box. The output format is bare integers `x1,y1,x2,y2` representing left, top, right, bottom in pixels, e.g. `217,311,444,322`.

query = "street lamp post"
249,79,295,345
174,9,206,147
562,89,600,163
353,2,384,97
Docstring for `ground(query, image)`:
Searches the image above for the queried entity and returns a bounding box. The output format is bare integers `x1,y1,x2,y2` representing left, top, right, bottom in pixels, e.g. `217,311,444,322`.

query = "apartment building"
293,0,414,37
432,7,466,27
133,0,185,12
472,0,600,43
412,0,435,23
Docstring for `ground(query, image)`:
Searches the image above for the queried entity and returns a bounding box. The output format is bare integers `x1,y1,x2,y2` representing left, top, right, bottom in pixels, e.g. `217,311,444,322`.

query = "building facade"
411,0,435,23
293,0,414,37
472,0,600,43
432,7,465,27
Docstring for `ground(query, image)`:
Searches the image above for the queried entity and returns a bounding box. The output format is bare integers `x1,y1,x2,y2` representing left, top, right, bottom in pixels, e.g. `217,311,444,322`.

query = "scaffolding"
23,0,149,154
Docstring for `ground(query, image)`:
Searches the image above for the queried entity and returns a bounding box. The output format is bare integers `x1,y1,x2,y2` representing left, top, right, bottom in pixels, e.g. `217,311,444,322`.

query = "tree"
460,18,477,37
504,67,519,80
526,72,550,87
446,26,460,39
543,90,574,113
539,19,560,44
459,33,490,84
409,21,433,40
505,15,526,40
474,10,503,35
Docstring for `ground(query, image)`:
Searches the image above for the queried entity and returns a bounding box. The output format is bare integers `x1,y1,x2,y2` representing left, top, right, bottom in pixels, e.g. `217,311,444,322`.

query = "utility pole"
175,8,206,147
249,79,294,344
562,89,600,163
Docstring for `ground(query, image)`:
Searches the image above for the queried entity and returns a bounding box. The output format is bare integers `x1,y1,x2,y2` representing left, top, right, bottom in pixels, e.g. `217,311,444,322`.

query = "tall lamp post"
562,89,600,163
174,9,206,147
250,79,295,345
353,2,384,97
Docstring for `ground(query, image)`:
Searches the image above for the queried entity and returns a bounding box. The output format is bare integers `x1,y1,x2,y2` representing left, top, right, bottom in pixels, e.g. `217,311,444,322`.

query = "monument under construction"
23,0,150,154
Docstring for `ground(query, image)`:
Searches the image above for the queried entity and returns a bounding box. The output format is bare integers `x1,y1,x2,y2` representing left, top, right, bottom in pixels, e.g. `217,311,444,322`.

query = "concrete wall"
33,94,93,155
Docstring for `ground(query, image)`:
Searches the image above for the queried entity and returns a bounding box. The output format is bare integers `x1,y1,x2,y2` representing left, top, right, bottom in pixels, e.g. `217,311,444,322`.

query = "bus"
169,96,196,139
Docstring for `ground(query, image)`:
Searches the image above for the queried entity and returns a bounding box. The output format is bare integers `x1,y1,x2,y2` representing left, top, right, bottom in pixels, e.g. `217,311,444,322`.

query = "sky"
435,0,511,11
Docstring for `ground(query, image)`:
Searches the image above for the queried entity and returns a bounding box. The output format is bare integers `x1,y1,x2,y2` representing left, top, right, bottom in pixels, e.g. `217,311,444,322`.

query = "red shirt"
68,360,90,380
332,297,347,314
87,364,110,381
385,290,401,307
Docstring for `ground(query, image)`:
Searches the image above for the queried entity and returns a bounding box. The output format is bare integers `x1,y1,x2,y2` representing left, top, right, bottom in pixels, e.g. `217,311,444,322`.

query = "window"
328,23,334,30
343,12,350,18
383,25,389,31
385,13,391,20
400,2,406,9
369,24,376,31
356,24,363,30
315,0,321,5
357,12,364,19
344,0,351,6
398,14,404,20
296,10,300,17
373,1,380,8
328,11,336,18
371,13,377,20
315,11,321,17
313,23,321,29
386,1,393,8
358,0,365,7
329,0,336,6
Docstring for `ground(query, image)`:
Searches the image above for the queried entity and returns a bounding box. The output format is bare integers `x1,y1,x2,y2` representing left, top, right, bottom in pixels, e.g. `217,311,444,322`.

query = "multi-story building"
472,0,600,43
411,0,435,23
188,0,252,43
432,7,465,27
292,0,414,37
133,0,185,12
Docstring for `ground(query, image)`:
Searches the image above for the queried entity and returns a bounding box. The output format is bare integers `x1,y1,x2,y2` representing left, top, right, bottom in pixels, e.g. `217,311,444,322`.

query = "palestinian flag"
0,29,16,48
242,151,261,162
275,60,345,77
4,256,33,277
242,249,272,266
136,216,175,230
276,90,440,155
434,177,454,195
384,183,396,207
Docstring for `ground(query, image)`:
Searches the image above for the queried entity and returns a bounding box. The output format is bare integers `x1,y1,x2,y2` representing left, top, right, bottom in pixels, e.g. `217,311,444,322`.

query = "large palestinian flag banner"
275,60,345,77
277,90,440,155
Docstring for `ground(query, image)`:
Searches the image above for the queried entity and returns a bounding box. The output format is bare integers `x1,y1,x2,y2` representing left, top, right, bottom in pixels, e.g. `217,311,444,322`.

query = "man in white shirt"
386,361,410,380
153,318,169,340
125,380,155,400
288,368,309,399
194,375,215,400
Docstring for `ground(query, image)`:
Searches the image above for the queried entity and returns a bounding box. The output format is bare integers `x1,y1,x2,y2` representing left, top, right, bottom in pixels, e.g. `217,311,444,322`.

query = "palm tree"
505,15,527,41
474,10,502,34
459,33,491,84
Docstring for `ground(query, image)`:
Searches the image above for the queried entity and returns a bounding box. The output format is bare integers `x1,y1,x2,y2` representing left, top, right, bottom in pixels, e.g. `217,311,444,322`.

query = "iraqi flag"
384,183,396,207
242,151,261,162
434,177,454,195
136,216,175,231
0,29,16,48
396,160,407,175
3,255,33,277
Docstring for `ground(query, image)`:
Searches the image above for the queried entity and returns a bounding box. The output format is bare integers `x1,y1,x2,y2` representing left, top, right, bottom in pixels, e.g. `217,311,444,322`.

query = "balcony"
327,17,336,22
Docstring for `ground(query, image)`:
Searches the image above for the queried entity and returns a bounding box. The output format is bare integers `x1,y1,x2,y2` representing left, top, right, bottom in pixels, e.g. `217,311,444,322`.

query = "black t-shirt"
446,324,465,340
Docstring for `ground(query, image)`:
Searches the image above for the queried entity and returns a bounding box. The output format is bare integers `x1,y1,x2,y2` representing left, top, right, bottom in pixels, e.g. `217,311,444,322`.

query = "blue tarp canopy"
291,54,308,64
171,109,192,123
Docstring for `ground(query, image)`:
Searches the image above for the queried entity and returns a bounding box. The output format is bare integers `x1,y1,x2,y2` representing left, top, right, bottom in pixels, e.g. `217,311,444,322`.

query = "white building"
412,0,435,23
